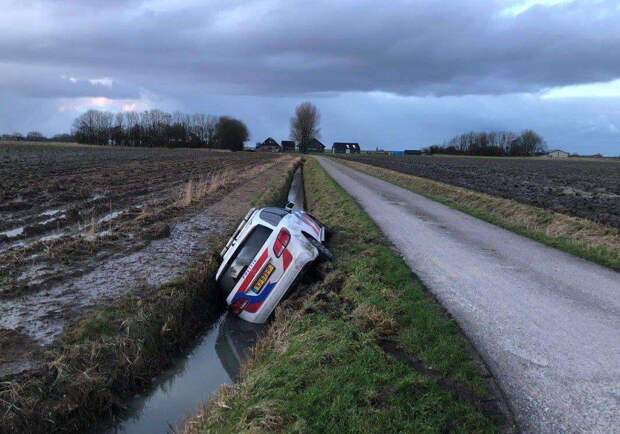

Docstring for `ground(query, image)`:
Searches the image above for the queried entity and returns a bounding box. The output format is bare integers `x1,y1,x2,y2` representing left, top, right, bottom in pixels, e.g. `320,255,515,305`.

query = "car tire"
308,237,334,262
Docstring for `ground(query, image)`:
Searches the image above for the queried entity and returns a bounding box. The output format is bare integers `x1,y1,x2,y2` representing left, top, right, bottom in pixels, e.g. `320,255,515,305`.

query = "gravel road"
316,157,620,434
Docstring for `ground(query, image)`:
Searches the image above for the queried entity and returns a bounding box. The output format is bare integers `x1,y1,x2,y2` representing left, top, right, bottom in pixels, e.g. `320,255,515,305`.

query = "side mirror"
285,202,295,211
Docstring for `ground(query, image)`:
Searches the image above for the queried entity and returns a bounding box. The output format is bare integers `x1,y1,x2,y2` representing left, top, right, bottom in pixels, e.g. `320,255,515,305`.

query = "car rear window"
219,224,273,298
260,208,289,226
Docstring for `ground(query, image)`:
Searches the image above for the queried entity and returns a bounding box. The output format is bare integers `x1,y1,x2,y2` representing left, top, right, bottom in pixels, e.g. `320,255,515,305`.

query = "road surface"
316,157,620,433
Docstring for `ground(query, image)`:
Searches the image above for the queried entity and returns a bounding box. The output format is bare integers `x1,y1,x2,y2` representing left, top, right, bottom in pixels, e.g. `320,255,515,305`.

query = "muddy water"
288,165,305,210
0,208,225,345
96,314,264,434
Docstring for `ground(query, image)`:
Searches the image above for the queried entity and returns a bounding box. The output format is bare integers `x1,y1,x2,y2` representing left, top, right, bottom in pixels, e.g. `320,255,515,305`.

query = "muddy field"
337,154,620,228
0,142,284,376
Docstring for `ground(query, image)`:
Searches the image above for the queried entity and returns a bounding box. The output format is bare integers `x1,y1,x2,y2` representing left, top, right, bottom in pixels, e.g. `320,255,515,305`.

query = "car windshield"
259,207,288,226
219,224,273,298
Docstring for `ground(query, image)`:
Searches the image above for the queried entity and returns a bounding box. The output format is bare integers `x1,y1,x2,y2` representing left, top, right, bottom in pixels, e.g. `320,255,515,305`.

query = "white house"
546,149,570,158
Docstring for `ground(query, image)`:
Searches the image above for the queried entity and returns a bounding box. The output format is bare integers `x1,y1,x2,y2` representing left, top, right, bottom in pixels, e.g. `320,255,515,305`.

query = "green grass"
185,158,506,434
332,157,620,271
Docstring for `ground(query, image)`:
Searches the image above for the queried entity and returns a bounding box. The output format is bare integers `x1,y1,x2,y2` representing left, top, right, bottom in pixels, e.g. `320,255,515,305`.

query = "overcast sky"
1,0,620,154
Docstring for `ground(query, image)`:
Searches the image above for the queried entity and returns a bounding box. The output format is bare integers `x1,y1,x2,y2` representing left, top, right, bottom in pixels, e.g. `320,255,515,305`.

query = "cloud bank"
1,0,619,153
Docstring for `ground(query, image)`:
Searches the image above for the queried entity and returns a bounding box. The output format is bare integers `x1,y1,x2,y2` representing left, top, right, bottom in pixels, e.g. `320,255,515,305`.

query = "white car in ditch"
216,206,332,324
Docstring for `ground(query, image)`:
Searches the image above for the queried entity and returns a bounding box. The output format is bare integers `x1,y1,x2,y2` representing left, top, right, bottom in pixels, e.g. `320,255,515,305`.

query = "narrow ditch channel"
95,166,305,434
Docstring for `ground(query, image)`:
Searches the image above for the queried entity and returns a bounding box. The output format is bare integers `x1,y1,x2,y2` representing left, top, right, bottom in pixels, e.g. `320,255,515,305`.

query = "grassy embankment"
0,159,299,434
333,157,620,271
182,158,511,433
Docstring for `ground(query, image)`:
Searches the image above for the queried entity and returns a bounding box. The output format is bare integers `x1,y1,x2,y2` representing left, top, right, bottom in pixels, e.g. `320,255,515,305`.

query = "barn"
306,138,326,153
256,137,281,152
332,142,361,154
546,149,569,158
281,140,296,152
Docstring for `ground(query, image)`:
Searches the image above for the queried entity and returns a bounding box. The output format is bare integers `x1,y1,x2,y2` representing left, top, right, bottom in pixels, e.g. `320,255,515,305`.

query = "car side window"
219,225,273,298
259,208,288,226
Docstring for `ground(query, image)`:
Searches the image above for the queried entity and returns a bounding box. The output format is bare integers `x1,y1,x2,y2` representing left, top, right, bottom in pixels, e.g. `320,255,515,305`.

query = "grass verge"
333,157,620,271
181,158,511,433
0,158,299,434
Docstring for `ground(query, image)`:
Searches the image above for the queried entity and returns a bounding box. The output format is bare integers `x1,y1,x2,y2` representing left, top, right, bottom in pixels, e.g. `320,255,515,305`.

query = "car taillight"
231,299,248,314
273,228,290,258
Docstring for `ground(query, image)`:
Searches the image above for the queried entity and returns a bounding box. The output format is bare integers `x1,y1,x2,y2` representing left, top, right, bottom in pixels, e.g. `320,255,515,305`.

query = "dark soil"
337,154,620,228
0,143,278,296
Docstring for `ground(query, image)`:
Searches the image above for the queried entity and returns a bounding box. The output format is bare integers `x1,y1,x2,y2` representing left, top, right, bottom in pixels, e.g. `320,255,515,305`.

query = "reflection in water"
216,315,267,381
287,166,305,210
100,314,265,434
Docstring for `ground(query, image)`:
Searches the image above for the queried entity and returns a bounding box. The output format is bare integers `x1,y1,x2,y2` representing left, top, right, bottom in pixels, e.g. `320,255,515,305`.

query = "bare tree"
290,102,320,153
72,109,222,148
26,131,46,141
430,129,545,156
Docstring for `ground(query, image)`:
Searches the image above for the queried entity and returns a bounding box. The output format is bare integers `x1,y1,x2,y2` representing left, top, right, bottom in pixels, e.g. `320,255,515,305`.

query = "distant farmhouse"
255,137,327,153
332,142,360,154
546,149,569,158
307,138,326,153
281,140,295,152
256,137,281,152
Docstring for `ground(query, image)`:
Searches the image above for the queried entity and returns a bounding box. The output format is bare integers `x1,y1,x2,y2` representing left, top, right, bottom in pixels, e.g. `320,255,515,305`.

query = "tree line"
0,132,73,142
71,109,249,150
425,130,546,156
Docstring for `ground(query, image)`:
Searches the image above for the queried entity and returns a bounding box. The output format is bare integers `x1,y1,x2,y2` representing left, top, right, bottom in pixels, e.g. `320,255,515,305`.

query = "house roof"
308,138,325,149
547,149,568,154
257,137,280,148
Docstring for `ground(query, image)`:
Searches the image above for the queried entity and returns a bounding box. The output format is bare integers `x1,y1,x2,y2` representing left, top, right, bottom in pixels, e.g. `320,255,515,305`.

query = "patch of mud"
0,208,224,346
0,328,42,378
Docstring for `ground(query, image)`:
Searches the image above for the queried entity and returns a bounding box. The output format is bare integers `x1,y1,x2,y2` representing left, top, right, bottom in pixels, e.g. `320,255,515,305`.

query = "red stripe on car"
236,249,269,294
282,248,292,271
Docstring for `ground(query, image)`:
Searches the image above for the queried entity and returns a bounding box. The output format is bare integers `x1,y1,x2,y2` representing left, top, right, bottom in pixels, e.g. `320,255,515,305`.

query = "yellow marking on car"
252,263,275,294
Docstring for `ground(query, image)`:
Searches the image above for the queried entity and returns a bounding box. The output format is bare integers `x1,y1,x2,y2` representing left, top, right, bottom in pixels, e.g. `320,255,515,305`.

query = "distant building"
256,137,281,152
281,140,296,152
306,138,326,153
404,149,423,155
546,149,569,158
332,142,360,154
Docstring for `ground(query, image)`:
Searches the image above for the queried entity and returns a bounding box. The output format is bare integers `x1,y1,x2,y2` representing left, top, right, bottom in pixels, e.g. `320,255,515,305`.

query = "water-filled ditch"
97,165,305,433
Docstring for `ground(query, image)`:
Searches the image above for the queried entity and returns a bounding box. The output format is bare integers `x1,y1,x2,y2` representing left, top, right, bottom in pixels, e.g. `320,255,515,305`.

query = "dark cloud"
2,0,620,97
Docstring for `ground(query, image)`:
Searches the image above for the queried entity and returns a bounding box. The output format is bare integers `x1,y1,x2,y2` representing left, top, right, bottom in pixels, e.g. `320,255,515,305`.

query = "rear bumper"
236,240,317,323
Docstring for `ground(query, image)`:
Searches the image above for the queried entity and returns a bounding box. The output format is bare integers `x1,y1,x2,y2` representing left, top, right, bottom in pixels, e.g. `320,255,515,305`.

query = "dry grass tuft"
174,168,241,208
176,179,194,208
352,303,398,337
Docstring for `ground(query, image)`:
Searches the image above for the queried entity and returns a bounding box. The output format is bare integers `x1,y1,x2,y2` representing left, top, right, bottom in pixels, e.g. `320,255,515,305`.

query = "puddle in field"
39,208,63,217
40,232,66,242
0,207,225,345
95,314,264,434
97,209,124,225
0,226,24,238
